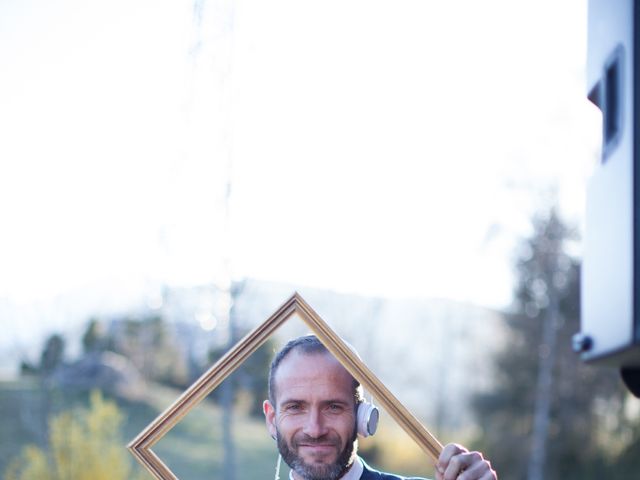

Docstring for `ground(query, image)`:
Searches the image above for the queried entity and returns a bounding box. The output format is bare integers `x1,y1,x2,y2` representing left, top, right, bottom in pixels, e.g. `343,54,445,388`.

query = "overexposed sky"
0,0,599,330
228,0,599,305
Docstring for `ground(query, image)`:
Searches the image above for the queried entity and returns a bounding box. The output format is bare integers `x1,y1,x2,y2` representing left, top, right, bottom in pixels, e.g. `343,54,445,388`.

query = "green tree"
82,318,105,354
472,208,639,480
207,335,277,418
107,315,189,388
39,334,65,375
4,390,146,480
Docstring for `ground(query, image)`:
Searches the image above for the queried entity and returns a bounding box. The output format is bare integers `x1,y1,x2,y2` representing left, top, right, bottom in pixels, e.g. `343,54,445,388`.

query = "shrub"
5,390,146,480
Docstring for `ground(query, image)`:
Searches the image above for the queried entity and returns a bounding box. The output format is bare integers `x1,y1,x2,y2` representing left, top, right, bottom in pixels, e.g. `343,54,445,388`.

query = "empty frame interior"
128,292,442,480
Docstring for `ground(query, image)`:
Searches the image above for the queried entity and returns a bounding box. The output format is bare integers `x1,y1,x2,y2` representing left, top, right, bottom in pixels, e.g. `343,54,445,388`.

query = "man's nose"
302,408,328,438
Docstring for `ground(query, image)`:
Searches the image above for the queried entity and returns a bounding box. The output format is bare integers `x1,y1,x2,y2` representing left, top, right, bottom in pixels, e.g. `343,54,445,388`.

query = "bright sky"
0,0,600,343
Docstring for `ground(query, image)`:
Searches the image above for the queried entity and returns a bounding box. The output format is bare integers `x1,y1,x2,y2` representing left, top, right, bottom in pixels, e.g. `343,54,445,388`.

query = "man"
263,335,497,480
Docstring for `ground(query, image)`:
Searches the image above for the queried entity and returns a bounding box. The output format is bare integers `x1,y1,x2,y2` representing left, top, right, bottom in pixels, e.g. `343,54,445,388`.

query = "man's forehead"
278,348,339,368
274,349,351,383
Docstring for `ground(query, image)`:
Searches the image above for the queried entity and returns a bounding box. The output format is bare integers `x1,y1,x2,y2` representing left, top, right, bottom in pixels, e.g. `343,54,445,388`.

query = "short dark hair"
268,334,363,407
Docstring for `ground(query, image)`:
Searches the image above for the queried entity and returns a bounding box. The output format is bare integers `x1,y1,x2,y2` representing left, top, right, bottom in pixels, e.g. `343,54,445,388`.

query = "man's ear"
263,399,277,440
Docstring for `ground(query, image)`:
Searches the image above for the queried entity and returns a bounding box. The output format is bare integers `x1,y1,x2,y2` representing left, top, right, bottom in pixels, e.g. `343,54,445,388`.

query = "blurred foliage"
39,335,65,375
19,334,66,377
0,378,280,480
84,314,190,389
358,418,434,478
4,390,146,480
82,318,105,354
472,208,640,480
207,334,278,418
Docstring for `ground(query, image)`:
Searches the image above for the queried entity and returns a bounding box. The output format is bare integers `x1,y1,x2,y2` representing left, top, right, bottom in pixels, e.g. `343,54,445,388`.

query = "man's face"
263,350,358,480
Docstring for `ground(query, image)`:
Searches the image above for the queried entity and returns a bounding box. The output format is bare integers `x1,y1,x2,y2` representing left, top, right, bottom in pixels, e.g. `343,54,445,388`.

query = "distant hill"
2,277,507,436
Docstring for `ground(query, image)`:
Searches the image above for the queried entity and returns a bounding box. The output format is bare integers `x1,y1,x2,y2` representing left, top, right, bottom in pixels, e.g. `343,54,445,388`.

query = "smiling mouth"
297,443,338,458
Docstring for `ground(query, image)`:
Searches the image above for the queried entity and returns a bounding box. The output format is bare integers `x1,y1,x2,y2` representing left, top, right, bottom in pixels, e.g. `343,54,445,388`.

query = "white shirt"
288,456,364,480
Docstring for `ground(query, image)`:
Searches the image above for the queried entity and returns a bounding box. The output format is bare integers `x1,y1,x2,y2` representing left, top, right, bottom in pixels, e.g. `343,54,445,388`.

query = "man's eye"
328,404,344,412
285,404,301,412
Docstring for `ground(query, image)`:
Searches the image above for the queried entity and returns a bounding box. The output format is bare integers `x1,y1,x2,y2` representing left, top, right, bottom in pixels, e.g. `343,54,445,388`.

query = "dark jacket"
360,459,428,480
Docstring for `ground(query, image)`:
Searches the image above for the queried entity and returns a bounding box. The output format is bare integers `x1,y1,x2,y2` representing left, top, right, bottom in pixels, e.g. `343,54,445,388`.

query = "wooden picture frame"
128,292,443,479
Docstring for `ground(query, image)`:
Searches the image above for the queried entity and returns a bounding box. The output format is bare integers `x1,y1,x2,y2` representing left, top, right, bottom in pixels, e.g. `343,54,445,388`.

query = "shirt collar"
288,456,364,480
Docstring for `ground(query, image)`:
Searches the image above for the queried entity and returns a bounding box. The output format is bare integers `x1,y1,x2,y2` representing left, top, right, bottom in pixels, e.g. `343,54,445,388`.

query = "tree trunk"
527,290,558,480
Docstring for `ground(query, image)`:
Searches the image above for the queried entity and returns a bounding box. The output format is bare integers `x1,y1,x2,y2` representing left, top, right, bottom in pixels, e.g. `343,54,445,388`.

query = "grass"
0,379,282,480
0,378,50,470
1,379,434,479
146,384,282,479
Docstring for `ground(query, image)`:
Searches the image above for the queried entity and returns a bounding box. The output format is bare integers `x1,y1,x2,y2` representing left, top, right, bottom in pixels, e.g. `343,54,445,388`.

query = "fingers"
437,443,466,471
455,458,496,480
436,443,468,479
436,443,497,480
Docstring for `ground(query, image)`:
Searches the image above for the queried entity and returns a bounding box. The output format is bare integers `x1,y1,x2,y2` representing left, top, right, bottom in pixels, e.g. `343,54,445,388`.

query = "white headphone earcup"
356,401,379,437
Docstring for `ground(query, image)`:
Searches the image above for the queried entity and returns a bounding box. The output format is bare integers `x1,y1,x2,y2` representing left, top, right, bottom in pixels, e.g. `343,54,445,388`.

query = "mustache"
292,433,341,447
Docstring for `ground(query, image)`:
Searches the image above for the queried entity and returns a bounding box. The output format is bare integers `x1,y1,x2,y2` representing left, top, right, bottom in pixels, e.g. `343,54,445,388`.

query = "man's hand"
435,443,497,480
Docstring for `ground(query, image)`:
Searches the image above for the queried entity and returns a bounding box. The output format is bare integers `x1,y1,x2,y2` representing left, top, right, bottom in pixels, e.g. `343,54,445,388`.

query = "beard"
276,428,358,480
